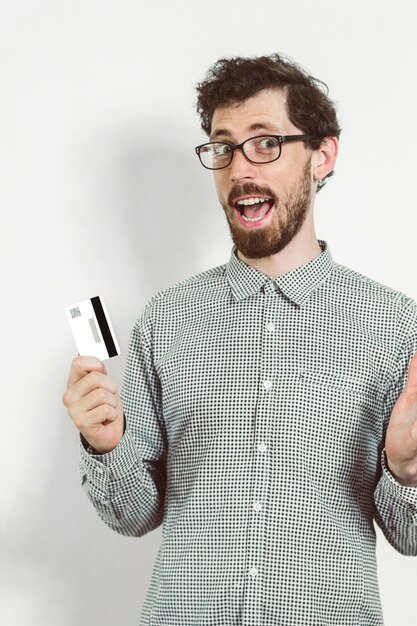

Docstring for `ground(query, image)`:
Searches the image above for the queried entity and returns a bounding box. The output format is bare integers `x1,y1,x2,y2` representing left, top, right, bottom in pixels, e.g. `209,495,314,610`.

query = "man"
63,54,417,625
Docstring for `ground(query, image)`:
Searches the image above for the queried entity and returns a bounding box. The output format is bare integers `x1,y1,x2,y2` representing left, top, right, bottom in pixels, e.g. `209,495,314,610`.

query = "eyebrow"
210,122,283,141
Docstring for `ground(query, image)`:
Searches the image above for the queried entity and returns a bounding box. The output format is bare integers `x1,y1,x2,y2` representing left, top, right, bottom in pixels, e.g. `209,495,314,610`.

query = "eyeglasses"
195,134,318,170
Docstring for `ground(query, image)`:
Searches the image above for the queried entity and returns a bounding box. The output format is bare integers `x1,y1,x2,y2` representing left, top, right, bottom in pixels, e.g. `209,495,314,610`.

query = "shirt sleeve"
79,301,167,537
374,296,417,555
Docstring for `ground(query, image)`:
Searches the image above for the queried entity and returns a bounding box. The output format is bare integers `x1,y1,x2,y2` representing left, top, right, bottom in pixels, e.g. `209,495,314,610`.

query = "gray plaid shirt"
80,240,417,625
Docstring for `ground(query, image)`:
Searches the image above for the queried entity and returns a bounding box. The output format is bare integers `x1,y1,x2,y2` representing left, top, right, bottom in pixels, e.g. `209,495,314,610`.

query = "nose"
229,148,258,182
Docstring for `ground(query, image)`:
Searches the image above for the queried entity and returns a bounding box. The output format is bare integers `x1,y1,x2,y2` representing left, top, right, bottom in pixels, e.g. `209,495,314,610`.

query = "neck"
237,224,322,277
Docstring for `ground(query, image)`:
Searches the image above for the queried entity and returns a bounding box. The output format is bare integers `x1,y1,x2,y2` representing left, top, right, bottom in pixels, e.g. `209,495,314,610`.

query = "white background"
1,1,417,624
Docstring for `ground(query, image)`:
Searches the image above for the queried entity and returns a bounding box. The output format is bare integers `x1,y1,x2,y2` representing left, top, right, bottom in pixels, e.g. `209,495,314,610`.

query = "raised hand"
385,352,417,486
63,356,124,454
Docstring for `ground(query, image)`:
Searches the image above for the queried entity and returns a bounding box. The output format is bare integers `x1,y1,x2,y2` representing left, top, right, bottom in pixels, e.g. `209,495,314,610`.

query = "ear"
311,136,339,183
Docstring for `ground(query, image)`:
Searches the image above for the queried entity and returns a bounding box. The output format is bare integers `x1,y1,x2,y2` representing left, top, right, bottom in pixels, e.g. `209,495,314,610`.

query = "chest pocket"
295,368,384,479
298,369,381,401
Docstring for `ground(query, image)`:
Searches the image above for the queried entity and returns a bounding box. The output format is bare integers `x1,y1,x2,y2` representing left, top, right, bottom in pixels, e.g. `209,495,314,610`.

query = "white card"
65,295,120,360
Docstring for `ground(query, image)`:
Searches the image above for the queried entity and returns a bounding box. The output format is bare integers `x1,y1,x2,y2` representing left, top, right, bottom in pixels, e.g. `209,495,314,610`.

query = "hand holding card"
63,296,124,453
63,355,125,454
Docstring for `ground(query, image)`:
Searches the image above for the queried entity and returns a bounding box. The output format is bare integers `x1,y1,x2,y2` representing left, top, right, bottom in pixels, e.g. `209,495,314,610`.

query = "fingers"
407,352,417,394
64,369,117,407
63,355,119,420
63,356,124,452
71,397,120,432
75,385,118,411
66,355,107,388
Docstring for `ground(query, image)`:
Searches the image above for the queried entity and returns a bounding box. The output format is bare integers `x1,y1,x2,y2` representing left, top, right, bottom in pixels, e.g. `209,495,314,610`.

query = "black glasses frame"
195,134,318,170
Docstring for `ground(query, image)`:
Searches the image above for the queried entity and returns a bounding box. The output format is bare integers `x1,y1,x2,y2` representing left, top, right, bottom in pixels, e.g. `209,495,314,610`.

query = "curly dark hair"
196,54,341,189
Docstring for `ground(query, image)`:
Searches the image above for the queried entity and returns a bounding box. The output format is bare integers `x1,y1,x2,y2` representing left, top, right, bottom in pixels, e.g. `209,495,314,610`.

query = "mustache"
227,183,277,206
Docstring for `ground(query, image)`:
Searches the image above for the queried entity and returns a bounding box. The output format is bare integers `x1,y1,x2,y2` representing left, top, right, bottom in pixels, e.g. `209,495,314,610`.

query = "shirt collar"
225,240,334,306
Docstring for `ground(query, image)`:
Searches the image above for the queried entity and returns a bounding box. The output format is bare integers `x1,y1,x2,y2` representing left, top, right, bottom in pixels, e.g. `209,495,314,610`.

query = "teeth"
241,213,265,222
236,197,269,206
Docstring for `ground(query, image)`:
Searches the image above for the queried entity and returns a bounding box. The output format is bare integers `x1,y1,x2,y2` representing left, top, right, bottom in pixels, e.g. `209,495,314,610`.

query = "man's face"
211,88,315,260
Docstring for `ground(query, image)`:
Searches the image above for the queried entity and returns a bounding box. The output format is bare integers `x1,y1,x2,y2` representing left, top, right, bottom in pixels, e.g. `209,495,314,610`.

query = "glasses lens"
199,143,233,169
243,136,281,163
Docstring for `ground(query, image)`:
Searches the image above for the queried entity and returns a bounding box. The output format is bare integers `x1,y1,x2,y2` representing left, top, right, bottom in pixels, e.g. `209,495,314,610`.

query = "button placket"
243,289,276,623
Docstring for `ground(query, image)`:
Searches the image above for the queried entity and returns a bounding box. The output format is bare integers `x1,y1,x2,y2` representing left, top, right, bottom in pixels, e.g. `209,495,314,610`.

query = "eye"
215,143,233,156
258,136,280,150
200,143,232,157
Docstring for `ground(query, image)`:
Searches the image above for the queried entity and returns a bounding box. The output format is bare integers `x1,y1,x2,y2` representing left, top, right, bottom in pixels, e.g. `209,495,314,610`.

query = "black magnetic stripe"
90,296,118,358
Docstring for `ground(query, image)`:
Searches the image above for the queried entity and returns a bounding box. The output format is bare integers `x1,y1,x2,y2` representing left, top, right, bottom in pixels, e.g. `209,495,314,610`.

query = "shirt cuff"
380,448,417,507
79,425,140,494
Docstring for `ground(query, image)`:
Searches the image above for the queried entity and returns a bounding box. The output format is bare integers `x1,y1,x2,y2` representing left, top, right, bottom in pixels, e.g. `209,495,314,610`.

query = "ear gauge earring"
316,170,333,193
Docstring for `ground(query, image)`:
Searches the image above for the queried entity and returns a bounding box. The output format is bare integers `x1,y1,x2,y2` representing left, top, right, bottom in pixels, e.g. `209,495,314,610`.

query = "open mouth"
233,196,274,225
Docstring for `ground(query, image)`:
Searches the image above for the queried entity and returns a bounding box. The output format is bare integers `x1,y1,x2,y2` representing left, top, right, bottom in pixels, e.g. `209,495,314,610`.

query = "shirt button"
249,567,258,578
266,322,275,332
257,442,267,453
263,379,272,390
253,501,262,512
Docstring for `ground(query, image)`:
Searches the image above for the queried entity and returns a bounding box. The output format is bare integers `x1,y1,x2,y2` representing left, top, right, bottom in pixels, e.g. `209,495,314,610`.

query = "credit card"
64,295,120,360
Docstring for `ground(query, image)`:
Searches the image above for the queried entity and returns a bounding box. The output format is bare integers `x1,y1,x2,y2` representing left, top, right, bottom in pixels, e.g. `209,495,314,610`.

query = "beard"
221,157,313,260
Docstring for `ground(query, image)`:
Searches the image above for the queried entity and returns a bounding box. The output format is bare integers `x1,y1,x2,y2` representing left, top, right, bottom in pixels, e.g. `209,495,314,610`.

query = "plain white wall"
1,1,416,624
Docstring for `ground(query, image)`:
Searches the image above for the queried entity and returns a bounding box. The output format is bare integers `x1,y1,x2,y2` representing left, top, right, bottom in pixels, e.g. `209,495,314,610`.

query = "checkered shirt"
80,240,417,626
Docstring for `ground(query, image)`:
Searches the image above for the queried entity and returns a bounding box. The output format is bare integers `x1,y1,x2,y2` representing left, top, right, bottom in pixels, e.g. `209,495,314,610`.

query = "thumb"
67,355,107,387
405,352,417,395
